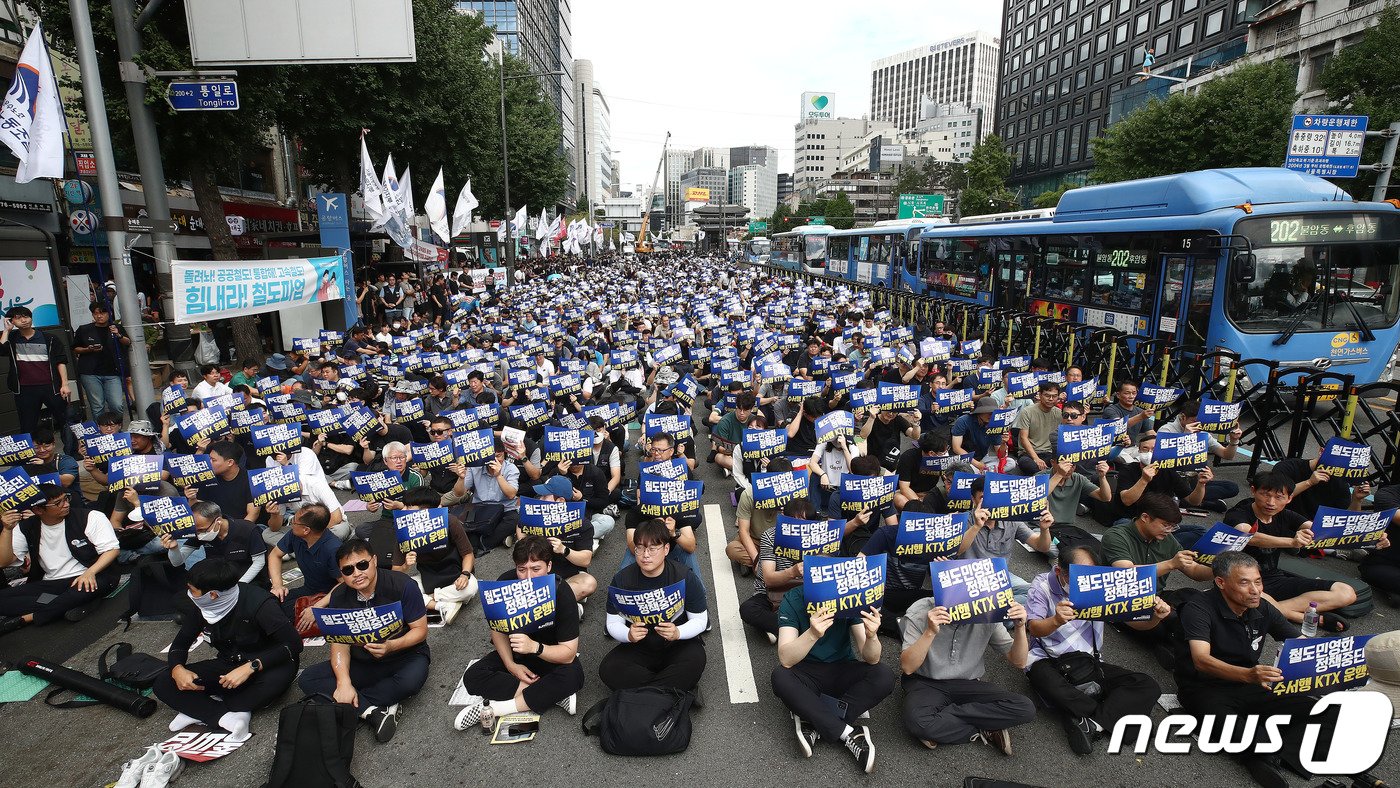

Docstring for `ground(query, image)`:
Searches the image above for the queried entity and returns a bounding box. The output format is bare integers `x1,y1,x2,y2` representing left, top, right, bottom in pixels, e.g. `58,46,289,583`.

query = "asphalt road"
2,423,1398,788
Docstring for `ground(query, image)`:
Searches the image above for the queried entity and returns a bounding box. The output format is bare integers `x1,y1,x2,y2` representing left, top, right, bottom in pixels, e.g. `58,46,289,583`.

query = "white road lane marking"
703,502,759,704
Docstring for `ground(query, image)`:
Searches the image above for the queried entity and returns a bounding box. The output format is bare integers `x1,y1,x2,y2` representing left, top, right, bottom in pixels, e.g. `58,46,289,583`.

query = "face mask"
188,585,240,623
197,528,219,542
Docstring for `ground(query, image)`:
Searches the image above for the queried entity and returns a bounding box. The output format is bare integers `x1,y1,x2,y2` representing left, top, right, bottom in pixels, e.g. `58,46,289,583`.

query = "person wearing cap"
73,302,132,422
4,306,73,440
519,474,596,605
0,483,120,635
951,400,999,469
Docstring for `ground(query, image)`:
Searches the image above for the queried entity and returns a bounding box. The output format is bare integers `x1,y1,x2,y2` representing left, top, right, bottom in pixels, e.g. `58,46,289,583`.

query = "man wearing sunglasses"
0,484,120,635
297,537,430,743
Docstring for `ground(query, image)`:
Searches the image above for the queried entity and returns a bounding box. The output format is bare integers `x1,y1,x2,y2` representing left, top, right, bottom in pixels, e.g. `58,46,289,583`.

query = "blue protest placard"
1308,506,1395,550
946,471,978,512
1273,635,1376,696
830,370,860,392
1137,384,1184,412
961,340,982,357
458,403,501,431
249,465,301,507
985,407,1017,437
1151,431,1210,470
165,453,215,489
1067,564,1157,621
1197,396,1243,434
934,387,975,415
304,406,345,435
175,405,230,446
894,511,969,559
519,497,586,538
741,428,789,460
974,367,1001,391
815,411,855,444
849,386,880,414
609,349,639,370
342,407,380,443
349,470,405,503
1005,371,1042,397
750,470,808,510
788,378,825,399
919,454,959,475
839,474,897,514
107,454,163,493
393,507,450,554
227,406,265,437
84,432,133,464
452,429,496,467
609,579,687,624
250,423,302,458
0,434,35,465
139,495,197,540
639,458,689,481
644,414,692,442
480,575,557,633
638,478,704,518
946,358,978,378
543,427,595,463
1190,523,1253,566
1065,377,1099,403
314,602,407,645
931,557,1014,623
509,401,551,430
1057,423,1116,464
919,338,952,363
161,384,188,415
70,421,101,444
803,554,886,619
32,472,59,487
878,382,920,411
409,440,456,470
981,473,1048,521
548,373,583,398
504,367,536,392
1317,437,1372,480
0,466,41,511
774,516,845,561
760,361,792,385
389,398,426,425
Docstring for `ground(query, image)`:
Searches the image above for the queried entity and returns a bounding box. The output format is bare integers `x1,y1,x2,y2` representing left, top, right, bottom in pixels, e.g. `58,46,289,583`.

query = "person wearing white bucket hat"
1364,629,1400,722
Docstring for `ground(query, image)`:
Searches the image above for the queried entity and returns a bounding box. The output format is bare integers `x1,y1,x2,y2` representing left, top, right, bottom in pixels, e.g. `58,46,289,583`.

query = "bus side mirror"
1233,252,1256,284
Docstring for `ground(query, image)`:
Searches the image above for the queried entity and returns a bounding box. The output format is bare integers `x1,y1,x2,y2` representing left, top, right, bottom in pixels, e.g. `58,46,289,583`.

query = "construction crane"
635,131,669,255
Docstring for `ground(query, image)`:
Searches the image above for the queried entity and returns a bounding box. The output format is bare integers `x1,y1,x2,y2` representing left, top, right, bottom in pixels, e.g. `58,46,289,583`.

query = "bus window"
1228,243,1400,332
829,236,850,270
805,234,828,266
921,237,983,298
903,236,917,276
1091,234,1156,312
1038,236,1092,302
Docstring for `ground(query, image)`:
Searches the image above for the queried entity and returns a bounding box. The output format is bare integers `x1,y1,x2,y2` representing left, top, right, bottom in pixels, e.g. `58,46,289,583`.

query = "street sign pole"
1371,122,1400,202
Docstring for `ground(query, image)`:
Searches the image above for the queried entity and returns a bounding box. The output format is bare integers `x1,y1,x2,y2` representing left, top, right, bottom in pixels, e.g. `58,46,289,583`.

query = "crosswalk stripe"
703,502,759,704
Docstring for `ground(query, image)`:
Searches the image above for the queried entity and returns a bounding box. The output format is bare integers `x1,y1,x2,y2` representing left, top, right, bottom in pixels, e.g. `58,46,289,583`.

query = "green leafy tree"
1319,6,1400,199
824,191,856,229
961,135,1017,218
1091,60,1296,184
1034,185,1078,209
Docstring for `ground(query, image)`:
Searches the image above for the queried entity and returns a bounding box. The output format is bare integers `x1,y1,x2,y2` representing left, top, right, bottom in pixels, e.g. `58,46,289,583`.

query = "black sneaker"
844,727,875,774
1236,754,1287,788
64,604,95,622
1061,714,1095,755
0,615,27,637
368,705,398,743
793,714,819,758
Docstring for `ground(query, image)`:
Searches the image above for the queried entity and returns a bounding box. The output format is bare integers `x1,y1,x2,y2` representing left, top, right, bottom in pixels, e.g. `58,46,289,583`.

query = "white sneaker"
139,750,184,788
332,479,352,491
438,600,463,625
766,631,777,645
115,746,161,788
557,693,577,715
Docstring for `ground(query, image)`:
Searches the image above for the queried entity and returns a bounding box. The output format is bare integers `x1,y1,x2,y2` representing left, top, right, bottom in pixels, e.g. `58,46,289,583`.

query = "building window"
1058,102,1069,121
1051,31,1062,49
1040,134,1053,168
1134,11,1149,35
1204,8,1224,36
1153,33,1170,56
1035,65,1045,82
1053,4,1064,23
1181,0,1197,11
1114,22,1128,45
1064,50,1075,68
1037,40,1047,57
1079,41,1091,60
1054,129,1067,166
1158,0,1173,24
1090,89,1104,110
1070,123,1083,162
1099,4,1111,23
1111,52,1125,73
1093,60,1106,81
1082,13,1093,33
1177,21,1195,47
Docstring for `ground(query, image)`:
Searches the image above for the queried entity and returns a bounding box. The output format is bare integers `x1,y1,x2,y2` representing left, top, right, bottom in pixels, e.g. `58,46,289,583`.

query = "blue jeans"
81,375,125,420
119,537,167,564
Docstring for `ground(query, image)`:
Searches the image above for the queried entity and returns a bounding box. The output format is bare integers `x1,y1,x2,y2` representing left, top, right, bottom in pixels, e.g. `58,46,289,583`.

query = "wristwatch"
562,545,572,556
459,570,473,578
250,659,263,673
534,641,544,655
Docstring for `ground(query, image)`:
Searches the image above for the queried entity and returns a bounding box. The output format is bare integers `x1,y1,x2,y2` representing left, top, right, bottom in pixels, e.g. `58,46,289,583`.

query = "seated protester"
1270,448,1369,523
264,440,348,543
267,503,344,629
833,454,899,556
30,427,78,492
1026,546,1167,754
455,438,521,554
188,440,259,523
894,433,951,510
582,415,623,496
357,441,425,564
110,476,179,564
518,475,596,607
1361,484,1400,599
1175,552,1323,787
739,498,820,642
1100,492,1214,586
328,417,414,490
710,391,756,474
558,453,616,546
192,363,232,400
787,396,822,460
729,456,796,570
457,535,585,730
950,401,999,470
959,478,1048,604
641,421,697,475
1041,459,1113,562
229,358,262,389
1012,382,1063,475
396,487,476,624
76,411,126,507
160,501,268,585
859,405,920,471
772,585,890,773
599,519,708,692
156,558,301,744
810,427,858,516
1099,379,1152,447
422,415,470,500
0,484,119,634
297,538,430,743
1156,399,1244,508
858,498,942,638
1222,472,1361,631
899,589,1036,754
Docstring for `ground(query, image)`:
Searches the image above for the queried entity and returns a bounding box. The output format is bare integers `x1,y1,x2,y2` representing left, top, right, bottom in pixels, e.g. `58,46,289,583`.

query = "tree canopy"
1318,6,1400,199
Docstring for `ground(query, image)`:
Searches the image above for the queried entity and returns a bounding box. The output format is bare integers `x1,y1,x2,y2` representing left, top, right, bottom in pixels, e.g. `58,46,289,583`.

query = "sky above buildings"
572,0,1002,193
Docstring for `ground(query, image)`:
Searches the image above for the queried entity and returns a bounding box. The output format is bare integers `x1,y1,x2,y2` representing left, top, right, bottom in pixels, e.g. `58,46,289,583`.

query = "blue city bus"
825,219,952,290
911,167,1400,383
770,225,835,274
744,237,770,265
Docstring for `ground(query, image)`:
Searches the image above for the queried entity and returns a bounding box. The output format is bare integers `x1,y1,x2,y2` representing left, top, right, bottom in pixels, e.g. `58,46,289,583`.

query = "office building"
777,172,794,206
730,145,777,168
664,148,694,229
572,59,613,206
794,115,896,199
870,32,1001,131
728,165,778,220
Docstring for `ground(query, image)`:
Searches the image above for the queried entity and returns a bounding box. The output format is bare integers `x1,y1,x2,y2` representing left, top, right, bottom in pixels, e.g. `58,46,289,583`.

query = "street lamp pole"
498,58,565,290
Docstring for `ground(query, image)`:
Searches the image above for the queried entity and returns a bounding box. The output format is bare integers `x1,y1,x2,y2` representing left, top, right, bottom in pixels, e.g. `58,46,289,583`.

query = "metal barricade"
1351,382,1400,486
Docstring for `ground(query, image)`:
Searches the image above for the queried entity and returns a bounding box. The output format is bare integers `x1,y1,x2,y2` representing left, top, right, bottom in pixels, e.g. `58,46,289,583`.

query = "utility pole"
110,0,188,361
68,0,156,412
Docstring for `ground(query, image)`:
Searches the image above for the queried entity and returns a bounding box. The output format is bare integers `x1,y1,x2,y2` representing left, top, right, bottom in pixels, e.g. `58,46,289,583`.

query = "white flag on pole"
425,168,451,244
358,134,385,223
511,204,528,234
496,217,508,242
379,155,402,228
399,165,415,226
0,23,64,184
451,179,478,238
534,207,549,241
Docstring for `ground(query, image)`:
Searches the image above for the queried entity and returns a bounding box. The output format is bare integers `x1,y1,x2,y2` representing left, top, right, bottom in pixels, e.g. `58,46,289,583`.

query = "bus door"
993,238,1033,313
1155,253,1215,348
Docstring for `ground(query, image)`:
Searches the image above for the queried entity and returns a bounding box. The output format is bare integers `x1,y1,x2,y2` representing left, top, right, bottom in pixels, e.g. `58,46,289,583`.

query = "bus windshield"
1229,214,1400,333
804,235,827,264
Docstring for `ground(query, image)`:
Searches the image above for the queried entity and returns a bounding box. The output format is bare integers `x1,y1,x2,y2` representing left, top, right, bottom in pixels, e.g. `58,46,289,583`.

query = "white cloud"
571,0,1002,194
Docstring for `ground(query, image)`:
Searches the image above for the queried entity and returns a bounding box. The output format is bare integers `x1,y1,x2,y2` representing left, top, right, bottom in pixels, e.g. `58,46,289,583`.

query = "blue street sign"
168,79,240,111
1283,114,1368,178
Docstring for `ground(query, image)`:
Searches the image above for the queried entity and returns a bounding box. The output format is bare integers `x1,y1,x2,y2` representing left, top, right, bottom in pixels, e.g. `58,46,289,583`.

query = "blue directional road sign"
1283,114,1368,178
167,79,240,111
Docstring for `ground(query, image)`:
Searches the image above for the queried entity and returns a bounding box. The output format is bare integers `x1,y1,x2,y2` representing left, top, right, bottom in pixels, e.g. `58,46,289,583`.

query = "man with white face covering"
158,500,268,584
154,558,302,742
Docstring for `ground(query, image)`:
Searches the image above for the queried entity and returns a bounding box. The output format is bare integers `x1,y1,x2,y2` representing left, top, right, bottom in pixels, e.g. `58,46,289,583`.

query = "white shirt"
193,379,232,400
12,510,119,581
266,447,343,516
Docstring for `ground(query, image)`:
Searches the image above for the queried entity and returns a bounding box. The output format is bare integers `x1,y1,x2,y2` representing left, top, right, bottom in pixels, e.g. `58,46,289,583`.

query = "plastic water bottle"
1301,602,1320,638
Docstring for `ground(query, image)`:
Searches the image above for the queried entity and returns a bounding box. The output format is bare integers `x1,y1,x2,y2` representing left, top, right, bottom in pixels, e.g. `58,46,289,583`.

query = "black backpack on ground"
262,696,361,788
581,687,694,756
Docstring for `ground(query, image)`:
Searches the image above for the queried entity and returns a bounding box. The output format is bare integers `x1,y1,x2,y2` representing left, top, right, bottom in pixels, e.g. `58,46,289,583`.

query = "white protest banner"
171,255,346,324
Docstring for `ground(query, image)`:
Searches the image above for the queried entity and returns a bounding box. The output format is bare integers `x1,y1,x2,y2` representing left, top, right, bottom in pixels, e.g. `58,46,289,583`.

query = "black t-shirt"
866,415,911,463
1364,485,1400,569
183,518,266,578
788,416,817,458
324,569,429,663
549,521,595,579
1223,499,1308,574
624,508,701,544
605,560,706,651
895,447,940,493
199,469,255,519
1177,587,1296,688
73,322,127,376
1117,462,1194,512
493,569,580,669
1274,457,1351,519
